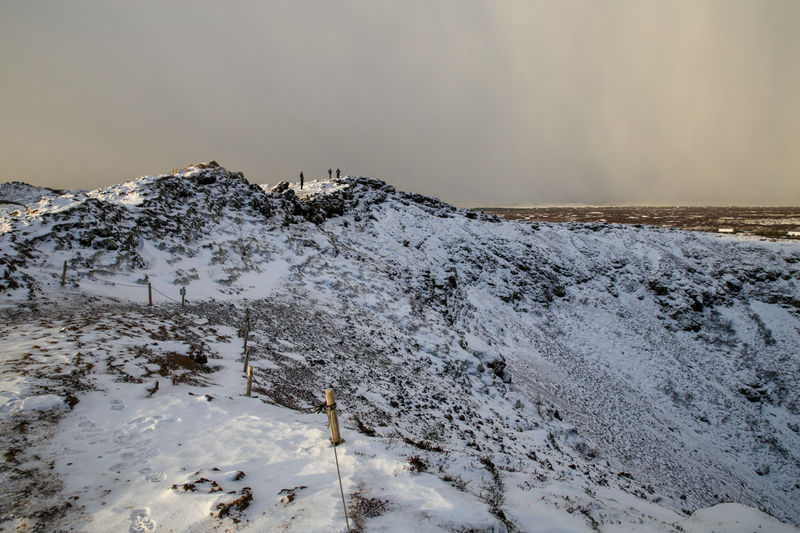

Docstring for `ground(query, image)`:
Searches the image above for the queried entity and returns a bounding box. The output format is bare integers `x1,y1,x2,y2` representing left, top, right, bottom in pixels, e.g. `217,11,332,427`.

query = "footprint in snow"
113,430,135,446
110,399,125,411
120,449,137,461
77,416,96,428
74,416,103,441
144,472,166,483
129,508,156,533
108,438,158,472
139,468,166,483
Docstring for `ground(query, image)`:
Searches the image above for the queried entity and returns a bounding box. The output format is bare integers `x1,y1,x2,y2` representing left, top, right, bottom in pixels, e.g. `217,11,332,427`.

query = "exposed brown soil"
215,487,253,522
478,206,800,239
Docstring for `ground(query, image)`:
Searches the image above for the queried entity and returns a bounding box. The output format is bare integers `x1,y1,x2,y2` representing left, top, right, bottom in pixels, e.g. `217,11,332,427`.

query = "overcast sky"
2,1,799,206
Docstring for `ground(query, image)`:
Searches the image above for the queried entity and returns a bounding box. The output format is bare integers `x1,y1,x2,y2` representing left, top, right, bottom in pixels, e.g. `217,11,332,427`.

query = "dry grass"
214,487,253,522
349,488,391,532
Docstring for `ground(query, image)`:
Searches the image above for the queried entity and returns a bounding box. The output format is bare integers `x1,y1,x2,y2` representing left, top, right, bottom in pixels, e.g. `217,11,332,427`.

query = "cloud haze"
1,0,799,205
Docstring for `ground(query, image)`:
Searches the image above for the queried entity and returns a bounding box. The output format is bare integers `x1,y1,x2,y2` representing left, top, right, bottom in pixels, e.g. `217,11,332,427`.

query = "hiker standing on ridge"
300,171,304,189
328,168,332,179
336,168,340,179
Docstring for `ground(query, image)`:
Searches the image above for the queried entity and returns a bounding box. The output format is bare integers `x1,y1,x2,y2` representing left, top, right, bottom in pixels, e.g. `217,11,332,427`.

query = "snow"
261,178,350,199
0,181,62,214
0,310,503,531
87,179,149,206
681,503,799,533
17,394,67,413
1,167,799,531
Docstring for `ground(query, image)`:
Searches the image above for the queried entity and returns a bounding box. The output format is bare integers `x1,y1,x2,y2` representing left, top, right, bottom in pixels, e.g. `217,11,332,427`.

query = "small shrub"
408,455,427,472
442,473,468,492
353,414,376,436
349,490,391,531
402,436,444,452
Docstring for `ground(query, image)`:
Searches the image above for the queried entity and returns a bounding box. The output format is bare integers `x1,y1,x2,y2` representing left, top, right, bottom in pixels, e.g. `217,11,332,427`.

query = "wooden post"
61,260,67,286
246,366,253,397
326,388,341,445
180,286,186,307
243,311,250,353
322,387,350,531
242,346,250,373
148,283,153,306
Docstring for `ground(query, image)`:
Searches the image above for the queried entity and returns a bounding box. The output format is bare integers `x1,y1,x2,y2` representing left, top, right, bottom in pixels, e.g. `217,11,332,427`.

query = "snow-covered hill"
2,162,799,532
0,181,63,215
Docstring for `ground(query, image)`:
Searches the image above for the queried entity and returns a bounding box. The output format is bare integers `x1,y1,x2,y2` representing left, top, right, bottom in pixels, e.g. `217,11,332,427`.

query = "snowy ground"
2,163,799,531
2,295,797,533
0,298,498,532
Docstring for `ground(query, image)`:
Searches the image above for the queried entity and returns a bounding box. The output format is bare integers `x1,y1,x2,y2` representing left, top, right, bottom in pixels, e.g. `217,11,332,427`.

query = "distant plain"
478,206,800,239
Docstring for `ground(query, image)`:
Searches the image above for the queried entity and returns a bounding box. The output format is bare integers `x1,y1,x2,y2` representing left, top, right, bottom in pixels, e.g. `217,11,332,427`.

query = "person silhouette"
328,168,332,179
336,168,340,179
300,171,304,189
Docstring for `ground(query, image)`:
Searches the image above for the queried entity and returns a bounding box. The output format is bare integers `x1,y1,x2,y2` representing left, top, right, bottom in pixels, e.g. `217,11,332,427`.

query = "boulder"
271,181,290,194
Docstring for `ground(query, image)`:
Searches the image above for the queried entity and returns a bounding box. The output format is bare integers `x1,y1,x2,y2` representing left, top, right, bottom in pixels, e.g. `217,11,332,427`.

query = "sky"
1,1,799,206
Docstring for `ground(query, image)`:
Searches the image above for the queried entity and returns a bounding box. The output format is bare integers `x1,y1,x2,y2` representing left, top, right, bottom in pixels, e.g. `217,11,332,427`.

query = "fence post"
148,283,153,306
180,286,186,308
246,366,253,397
61,260,67,286
326,388,341,445
242,346,250,373
325,387,350,532
243,310,251,353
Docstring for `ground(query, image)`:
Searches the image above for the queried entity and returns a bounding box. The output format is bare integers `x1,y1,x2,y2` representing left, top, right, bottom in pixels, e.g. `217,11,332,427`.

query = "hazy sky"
2,1,799,206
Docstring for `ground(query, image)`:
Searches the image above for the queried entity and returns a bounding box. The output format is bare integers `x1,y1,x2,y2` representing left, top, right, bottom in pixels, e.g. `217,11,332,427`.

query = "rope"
151,285,180,303
265,386,350,532
54,272,183,310
60,258,352,529
79,270,183,303
86,273,146,288
63,259,353,528
311,395,352,532
313,401,333,414
333,437,351,533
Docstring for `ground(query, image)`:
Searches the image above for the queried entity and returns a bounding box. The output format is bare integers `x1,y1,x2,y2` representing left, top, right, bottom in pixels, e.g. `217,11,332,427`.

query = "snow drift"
1,162,799,532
